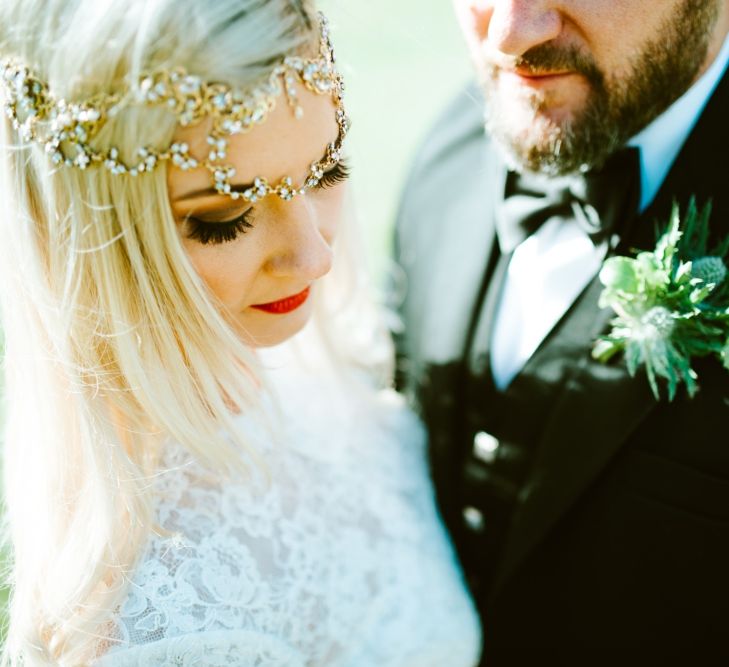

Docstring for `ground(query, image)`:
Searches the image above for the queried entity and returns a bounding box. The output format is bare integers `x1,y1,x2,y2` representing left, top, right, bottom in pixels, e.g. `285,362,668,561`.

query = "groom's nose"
466,0,563,57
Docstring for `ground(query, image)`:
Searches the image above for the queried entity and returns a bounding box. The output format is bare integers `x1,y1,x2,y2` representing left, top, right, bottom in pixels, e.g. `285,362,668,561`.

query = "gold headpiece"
0,12,349,203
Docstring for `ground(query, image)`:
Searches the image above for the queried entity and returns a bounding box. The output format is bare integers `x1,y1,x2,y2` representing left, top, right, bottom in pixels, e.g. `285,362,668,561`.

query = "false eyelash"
187,209,255,245
318,159,351,188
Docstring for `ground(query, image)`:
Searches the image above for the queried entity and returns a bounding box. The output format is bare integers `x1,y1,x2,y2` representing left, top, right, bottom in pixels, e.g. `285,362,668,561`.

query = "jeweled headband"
0,12,349,203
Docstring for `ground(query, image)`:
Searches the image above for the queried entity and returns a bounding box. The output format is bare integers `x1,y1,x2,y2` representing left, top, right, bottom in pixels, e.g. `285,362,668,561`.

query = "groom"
395,0,729,663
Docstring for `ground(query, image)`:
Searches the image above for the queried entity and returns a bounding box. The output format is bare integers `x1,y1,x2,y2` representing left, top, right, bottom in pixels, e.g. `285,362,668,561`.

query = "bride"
0,0,481,665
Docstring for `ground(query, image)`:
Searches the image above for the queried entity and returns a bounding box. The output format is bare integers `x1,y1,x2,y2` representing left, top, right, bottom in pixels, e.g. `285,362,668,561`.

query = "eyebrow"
173,146,333,204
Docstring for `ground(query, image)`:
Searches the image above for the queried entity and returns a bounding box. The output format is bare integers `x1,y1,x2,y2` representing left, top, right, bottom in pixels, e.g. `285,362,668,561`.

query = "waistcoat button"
473,430,499,463
462,505,486,532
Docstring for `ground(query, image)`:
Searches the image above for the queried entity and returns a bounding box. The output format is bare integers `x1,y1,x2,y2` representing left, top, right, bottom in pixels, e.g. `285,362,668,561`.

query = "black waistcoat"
441,238,612,597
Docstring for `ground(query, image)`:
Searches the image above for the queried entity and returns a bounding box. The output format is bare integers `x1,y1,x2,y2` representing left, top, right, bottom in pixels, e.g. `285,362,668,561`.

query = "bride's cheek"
184,242,261,309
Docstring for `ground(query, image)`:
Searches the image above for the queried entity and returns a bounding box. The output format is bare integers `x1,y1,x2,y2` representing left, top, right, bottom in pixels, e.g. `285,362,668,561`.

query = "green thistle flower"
638,306,675,340
593,199,729,400
692,256,727,287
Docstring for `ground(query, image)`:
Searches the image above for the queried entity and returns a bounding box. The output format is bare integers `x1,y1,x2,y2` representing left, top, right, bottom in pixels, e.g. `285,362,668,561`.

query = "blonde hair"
0,0,389,664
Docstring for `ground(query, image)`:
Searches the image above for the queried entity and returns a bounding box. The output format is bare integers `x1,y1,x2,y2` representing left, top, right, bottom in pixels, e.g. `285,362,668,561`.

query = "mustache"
497,43,605,87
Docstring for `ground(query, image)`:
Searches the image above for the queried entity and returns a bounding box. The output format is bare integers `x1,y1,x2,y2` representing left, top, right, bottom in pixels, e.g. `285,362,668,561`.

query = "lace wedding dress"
95,349,482,666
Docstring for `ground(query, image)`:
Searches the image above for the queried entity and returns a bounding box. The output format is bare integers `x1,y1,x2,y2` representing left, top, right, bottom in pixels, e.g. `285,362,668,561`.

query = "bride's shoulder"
360,387,426,446
259,342,426,445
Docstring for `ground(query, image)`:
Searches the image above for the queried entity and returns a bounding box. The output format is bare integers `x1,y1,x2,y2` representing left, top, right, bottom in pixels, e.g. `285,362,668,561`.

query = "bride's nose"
264,199,334,281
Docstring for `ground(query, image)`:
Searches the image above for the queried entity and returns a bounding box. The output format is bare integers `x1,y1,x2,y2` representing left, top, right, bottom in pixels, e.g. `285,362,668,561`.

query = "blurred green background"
0,0,473,640
320,0,473,277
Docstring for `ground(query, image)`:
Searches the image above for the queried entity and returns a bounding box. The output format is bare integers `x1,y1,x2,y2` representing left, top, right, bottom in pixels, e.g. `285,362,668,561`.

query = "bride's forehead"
168,81,339,197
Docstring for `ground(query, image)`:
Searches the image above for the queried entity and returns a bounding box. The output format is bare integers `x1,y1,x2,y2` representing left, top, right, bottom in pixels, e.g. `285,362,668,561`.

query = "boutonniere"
592,199,729,400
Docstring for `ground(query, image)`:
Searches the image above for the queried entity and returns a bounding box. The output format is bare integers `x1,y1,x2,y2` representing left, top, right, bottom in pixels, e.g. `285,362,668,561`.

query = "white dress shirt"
491,35,729,391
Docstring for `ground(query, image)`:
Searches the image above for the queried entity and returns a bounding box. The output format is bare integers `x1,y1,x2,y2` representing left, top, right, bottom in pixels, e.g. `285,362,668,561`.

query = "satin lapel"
466,251,512,375
491,69,729,597
463,147,515,376
416,138,506,365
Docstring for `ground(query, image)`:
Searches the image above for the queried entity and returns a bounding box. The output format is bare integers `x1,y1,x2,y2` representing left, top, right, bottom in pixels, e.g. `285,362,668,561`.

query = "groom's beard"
481,0,720,176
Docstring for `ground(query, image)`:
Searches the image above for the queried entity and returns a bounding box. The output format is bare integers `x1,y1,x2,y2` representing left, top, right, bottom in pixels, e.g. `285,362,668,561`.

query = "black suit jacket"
394,72,729,666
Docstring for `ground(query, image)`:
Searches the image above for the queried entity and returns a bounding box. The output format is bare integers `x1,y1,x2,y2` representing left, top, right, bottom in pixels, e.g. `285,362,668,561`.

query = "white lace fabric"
95,356,482,666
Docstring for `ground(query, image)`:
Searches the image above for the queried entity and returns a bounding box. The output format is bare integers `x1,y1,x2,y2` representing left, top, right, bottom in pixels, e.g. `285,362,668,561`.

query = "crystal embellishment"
0,12,348,204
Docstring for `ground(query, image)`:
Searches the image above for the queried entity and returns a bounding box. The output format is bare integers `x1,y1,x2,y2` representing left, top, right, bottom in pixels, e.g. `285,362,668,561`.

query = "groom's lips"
250,286,311,314
503,68,576,86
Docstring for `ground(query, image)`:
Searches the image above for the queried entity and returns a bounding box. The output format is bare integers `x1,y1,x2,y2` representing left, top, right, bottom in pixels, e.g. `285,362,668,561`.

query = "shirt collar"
628,34,729,213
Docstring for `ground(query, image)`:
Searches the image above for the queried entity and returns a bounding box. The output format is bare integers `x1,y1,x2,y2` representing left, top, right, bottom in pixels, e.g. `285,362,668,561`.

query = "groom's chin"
483,84,613,176
484,106,572,175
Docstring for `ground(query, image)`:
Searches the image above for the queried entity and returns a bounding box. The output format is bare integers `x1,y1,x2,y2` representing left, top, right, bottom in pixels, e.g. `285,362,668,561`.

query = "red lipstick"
251,286,311,314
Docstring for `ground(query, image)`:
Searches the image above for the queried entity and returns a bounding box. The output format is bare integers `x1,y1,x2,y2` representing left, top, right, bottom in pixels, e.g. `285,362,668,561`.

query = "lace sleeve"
95,630,307,666
95,372,482,667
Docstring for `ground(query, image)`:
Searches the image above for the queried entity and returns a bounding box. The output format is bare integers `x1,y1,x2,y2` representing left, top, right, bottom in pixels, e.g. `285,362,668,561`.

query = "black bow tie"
496,147,642,254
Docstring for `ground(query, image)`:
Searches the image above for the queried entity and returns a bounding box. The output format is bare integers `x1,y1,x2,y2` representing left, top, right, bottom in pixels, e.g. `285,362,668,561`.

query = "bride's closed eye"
186,208,255,245
184,159,351,246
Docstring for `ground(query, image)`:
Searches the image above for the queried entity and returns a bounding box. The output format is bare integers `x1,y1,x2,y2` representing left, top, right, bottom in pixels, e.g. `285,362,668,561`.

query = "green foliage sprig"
592,199,729,400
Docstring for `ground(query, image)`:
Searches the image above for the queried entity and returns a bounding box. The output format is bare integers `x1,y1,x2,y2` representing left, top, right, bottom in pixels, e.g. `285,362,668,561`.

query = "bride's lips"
250,286,311,314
